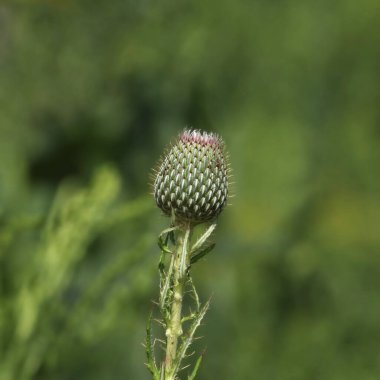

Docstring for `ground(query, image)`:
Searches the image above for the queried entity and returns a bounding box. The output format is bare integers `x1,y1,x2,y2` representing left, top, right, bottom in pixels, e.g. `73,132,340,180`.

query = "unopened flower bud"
153,129,230,224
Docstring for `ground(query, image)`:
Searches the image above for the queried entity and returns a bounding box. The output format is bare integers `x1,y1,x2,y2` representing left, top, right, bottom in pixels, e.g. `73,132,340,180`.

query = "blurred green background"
1,0,380,379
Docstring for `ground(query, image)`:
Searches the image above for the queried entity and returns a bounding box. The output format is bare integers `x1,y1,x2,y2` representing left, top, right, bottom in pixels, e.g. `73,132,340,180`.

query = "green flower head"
153,129,230,224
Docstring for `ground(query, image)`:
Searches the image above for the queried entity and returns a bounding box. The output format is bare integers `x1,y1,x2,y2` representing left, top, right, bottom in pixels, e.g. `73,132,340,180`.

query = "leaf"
169,229,176,245
159,226,179,239
145,312,159,380
158,235,172,254
188,276,200,311
187,354,204,380
190,223,217,253
179,227,191,278
158,231,170,274
190,243,215,265
159,252,175,314
172,298,210,377
158,226,178,253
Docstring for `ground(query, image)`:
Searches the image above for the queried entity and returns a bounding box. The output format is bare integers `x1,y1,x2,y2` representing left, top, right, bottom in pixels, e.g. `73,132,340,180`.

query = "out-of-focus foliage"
0,0,379,379
1,167,155,380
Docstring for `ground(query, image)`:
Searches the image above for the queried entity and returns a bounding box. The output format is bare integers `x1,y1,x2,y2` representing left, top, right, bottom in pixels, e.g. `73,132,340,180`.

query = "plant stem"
164,224,191,379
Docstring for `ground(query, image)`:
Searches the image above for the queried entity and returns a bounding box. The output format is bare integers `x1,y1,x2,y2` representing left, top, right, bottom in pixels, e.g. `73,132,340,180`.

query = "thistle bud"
153,129,230,224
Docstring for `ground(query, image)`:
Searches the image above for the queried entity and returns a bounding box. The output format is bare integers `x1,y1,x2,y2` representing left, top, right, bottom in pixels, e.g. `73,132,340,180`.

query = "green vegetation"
1,0,380,379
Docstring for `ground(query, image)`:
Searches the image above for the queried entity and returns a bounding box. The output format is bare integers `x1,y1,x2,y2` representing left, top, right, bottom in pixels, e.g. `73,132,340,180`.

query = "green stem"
164,224,191,379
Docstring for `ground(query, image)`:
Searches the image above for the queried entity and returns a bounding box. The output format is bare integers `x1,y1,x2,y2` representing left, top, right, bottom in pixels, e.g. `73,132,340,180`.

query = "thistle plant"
146,129,231,380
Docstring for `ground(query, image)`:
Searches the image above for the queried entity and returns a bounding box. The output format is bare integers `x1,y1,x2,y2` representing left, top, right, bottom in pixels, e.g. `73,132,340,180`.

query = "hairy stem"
164,224,191,379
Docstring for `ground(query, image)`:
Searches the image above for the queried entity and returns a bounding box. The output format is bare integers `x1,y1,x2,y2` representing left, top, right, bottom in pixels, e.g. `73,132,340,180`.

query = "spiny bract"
153,129,229,224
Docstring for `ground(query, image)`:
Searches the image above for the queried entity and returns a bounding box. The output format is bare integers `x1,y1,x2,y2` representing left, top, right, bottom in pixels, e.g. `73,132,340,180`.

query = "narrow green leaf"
169,228,176,245
158,248,166,274
159,226,179,240
188,276,200,311
172,298,210,377
158,236,172,254
190,243,215,265
179,227,191,278
158,226,178,253
159,252,175,313
160,363,165,380
191,223,217,253
145,312,159,379
187,354,203,380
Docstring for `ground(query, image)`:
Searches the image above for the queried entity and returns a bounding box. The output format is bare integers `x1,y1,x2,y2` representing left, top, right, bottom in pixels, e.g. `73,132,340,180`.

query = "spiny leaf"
145,312,159,379
159,253,175,314
172,298,210,377
188,276,200,311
